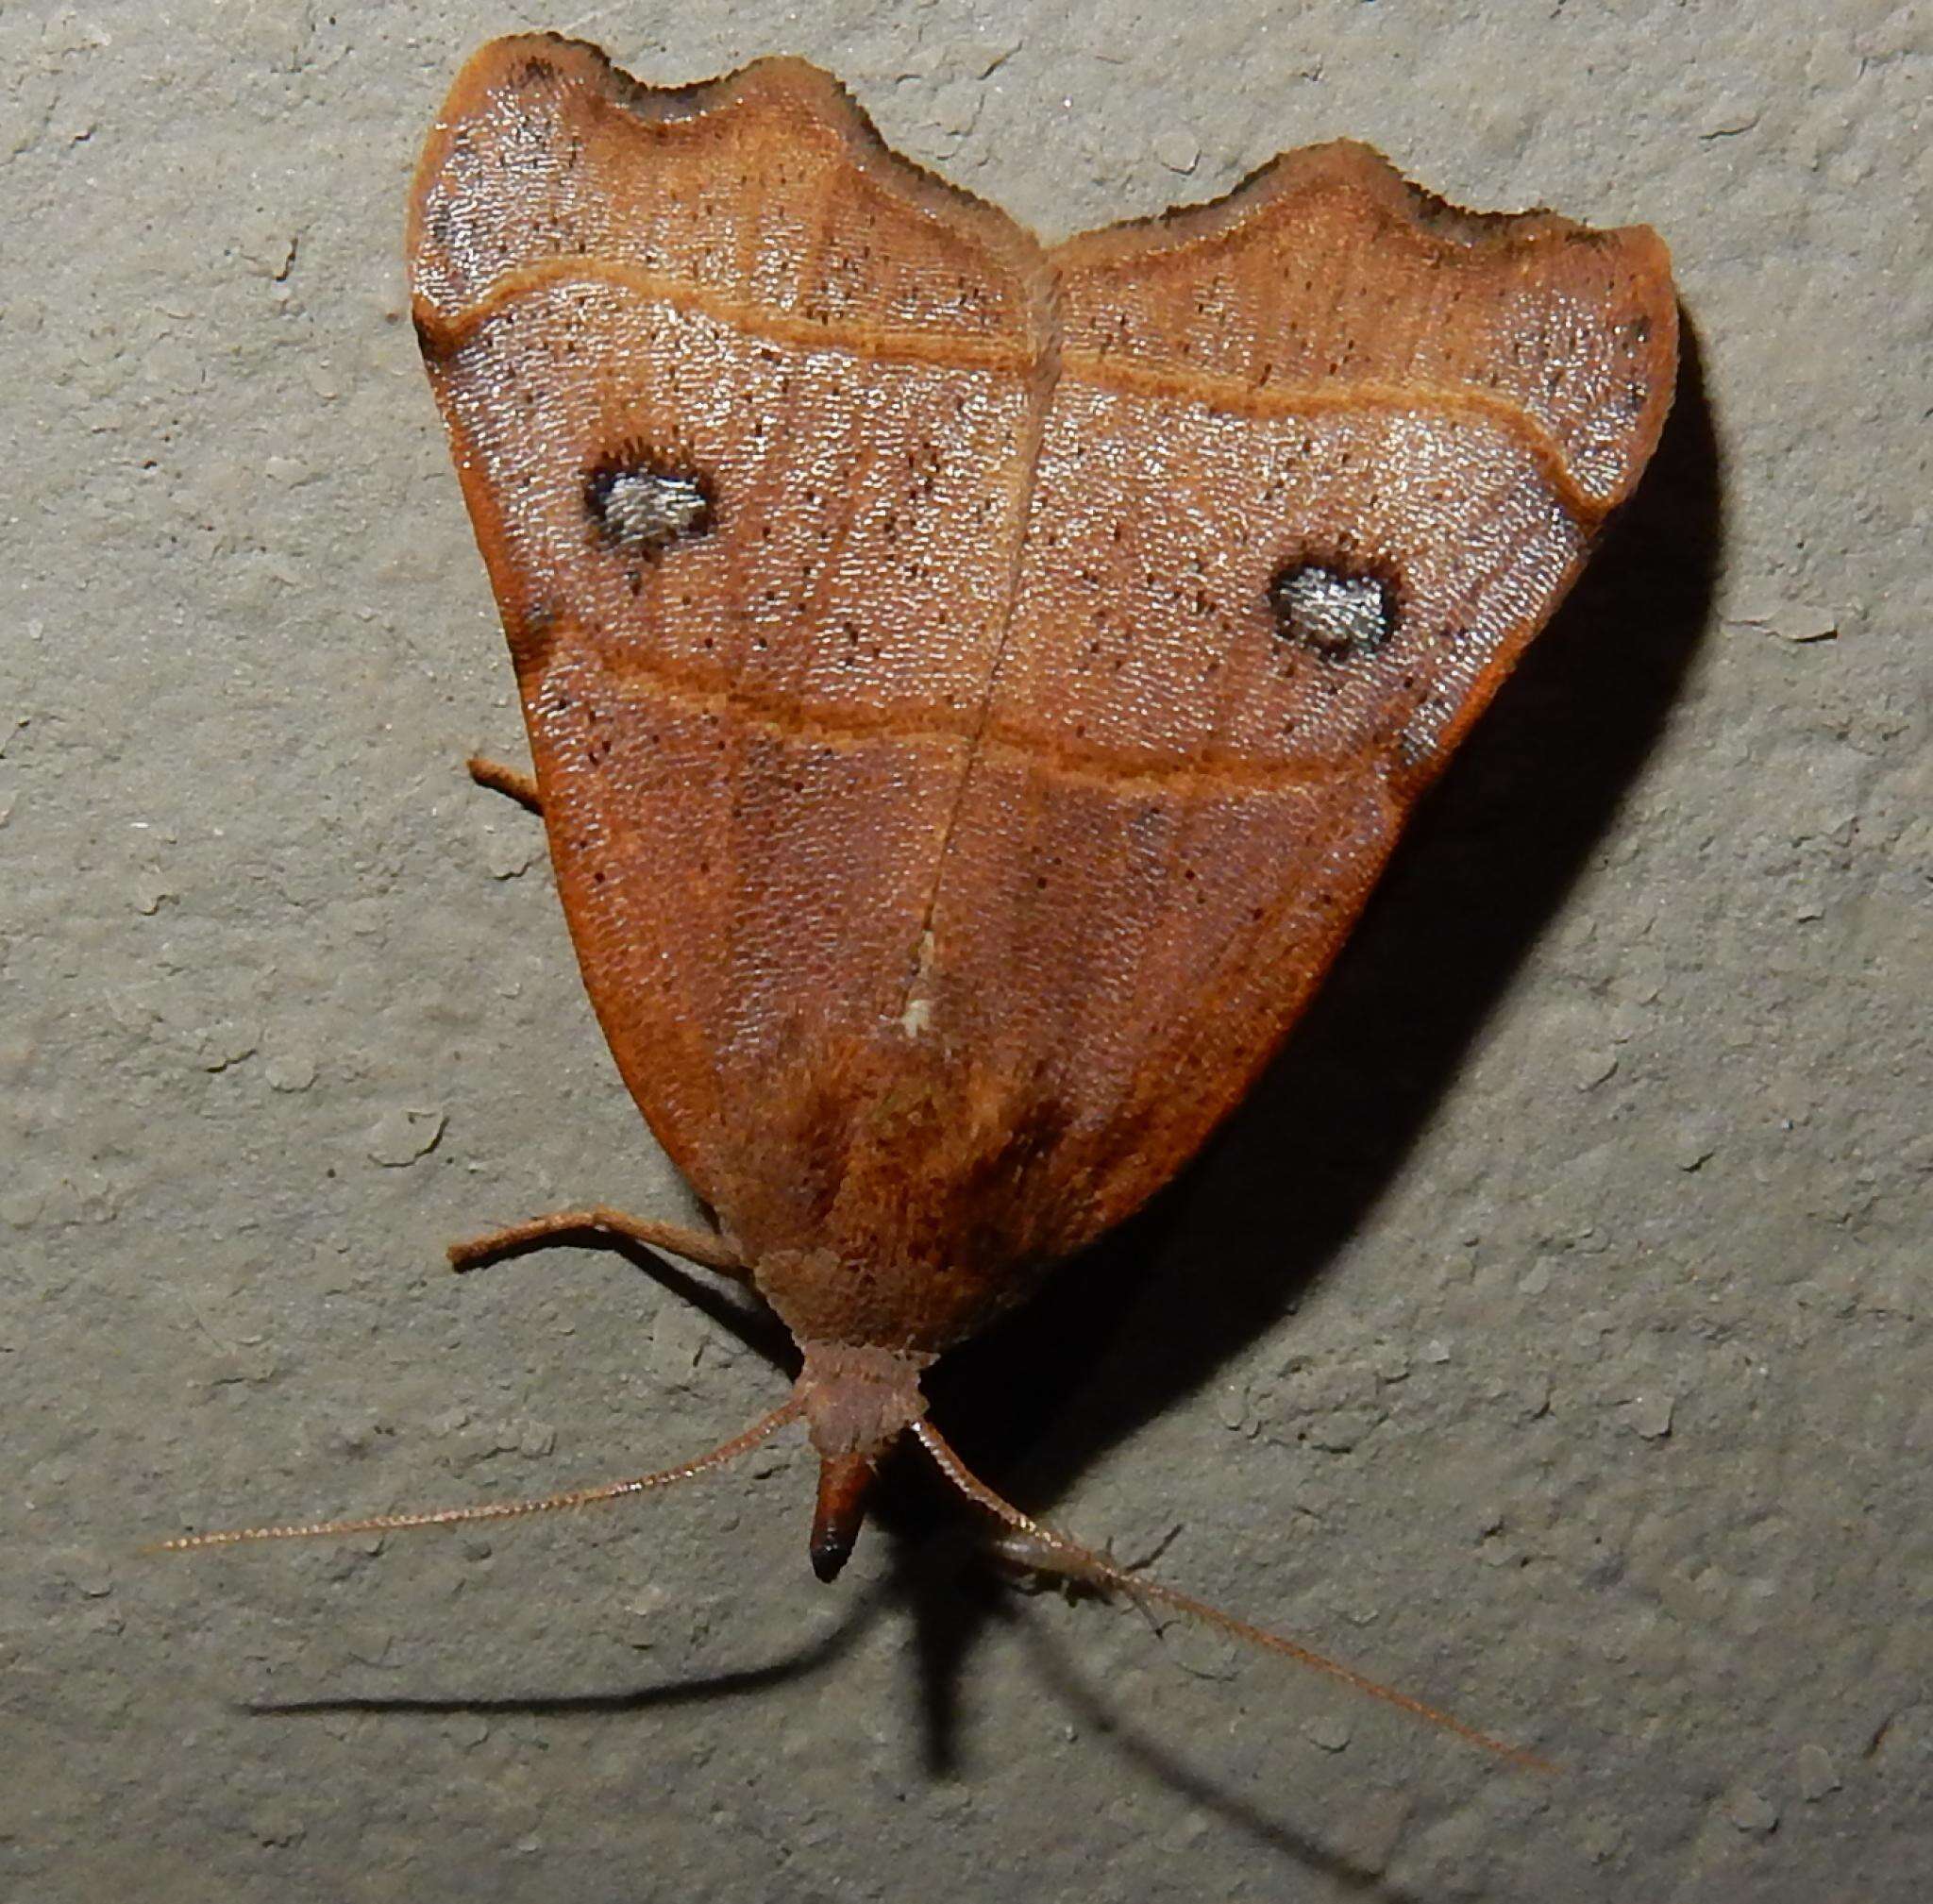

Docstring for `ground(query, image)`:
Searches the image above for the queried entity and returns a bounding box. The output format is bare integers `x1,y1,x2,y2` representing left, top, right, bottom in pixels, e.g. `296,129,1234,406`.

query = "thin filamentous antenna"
909,1416,1555,1774
160,1397,804,1553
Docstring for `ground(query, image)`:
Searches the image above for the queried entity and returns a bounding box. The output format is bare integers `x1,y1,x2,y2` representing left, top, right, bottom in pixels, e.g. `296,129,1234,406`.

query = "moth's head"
793,1340,933,1581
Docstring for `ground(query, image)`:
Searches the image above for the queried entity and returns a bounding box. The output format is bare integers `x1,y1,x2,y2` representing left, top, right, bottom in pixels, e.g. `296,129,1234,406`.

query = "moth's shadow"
898,319,1723,1775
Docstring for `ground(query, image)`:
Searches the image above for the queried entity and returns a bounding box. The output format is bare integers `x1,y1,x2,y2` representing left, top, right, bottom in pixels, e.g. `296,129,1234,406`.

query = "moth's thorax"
749,1239,1029,1355
720,1040,1076,1351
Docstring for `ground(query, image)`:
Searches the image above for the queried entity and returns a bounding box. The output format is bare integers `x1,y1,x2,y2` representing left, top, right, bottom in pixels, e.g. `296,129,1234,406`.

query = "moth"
176,36,1677,1761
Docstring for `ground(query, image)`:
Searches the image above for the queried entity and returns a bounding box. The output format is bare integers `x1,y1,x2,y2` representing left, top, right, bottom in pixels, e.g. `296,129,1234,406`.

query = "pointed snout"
809,1450,876,1581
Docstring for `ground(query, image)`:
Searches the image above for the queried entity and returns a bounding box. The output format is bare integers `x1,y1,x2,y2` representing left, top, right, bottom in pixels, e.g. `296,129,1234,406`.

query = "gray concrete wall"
3,2,1925,1897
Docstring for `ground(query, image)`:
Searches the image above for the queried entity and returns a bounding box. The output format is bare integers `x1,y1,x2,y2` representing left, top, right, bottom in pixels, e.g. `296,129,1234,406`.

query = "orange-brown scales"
406,34,1673,1575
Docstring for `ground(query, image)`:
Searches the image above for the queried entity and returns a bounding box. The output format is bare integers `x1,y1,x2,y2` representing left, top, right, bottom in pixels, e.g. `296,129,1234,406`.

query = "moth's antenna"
909,1417,1554,1773
160,1397,803,1553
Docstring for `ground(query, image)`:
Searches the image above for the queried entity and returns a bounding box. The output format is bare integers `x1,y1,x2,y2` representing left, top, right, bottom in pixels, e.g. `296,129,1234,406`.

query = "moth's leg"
466,754,541,815
982,1527,1126,1603
449,1205,750,1282
908,1417,1551,1772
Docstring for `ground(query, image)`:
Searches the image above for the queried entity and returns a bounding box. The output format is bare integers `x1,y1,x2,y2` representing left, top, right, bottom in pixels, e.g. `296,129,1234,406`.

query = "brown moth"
175,36,1677,1761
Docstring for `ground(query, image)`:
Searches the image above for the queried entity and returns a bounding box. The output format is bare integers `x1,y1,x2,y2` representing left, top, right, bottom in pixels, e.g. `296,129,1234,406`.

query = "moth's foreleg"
448,1205,750,1281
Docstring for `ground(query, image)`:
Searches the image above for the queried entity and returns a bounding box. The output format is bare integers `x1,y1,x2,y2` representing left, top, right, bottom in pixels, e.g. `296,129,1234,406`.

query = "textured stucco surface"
3,3,1926,1898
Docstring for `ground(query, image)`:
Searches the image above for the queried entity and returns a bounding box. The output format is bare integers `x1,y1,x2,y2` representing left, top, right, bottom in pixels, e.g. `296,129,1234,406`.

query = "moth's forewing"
409,37,1676,1350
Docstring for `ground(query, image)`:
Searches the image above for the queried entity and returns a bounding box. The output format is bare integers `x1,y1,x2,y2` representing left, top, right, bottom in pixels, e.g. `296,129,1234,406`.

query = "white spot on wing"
599,470,708,548
1271,565,1393,655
